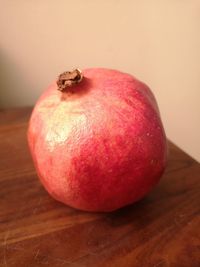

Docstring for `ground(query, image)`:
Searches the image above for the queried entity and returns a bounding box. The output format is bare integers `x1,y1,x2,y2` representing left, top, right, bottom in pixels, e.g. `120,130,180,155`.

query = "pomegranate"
28,68,167,212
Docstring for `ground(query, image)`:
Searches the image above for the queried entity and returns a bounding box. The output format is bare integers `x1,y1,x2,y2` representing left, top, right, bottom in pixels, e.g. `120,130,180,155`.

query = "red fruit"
28,68,167,212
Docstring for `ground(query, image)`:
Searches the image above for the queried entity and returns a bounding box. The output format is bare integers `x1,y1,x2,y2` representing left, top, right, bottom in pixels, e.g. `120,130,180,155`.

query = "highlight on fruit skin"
28,67,168,212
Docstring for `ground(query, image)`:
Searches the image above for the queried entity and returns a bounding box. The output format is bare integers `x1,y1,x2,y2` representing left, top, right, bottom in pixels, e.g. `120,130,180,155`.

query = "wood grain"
0,107,199,267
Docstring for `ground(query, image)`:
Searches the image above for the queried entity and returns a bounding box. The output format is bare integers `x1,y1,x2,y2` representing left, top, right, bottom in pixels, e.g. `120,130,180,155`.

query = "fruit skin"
28,68,167,212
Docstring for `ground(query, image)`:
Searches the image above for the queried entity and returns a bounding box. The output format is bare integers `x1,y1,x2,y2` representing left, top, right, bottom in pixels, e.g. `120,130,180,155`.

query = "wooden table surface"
0,107,200,267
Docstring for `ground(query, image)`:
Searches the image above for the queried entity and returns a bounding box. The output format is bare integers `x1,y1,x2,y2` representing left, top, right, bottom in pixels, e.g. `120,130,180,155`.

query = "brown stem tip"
57,69,83,92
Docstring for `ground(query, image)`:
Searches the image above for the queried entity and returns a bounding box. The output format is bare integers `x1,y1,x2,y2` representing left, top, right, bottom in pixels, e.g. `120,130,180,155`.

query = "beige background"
0,1,200,161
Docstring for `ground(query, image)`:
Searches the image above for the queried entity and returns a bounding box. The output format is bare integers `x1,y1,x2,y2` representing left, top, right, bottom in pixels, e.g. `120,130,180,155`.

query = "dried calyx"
57,69,83,92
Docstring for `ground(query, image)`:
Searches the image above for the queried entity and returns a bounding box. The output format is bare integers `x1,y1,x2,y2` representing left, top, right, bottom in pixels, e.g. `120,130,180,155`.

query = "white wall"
0,0,200,161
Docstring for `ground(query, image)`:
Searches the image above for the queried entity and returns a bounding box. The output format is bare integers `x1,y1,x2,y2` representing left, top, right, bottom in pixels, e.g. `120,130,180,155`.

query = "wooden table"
0,107,200,267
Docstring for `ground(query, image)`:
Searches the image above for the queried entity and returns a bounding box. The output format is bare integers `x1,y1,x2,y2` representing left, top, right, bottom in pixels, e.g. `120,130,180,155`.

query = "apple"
28,68,167,212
